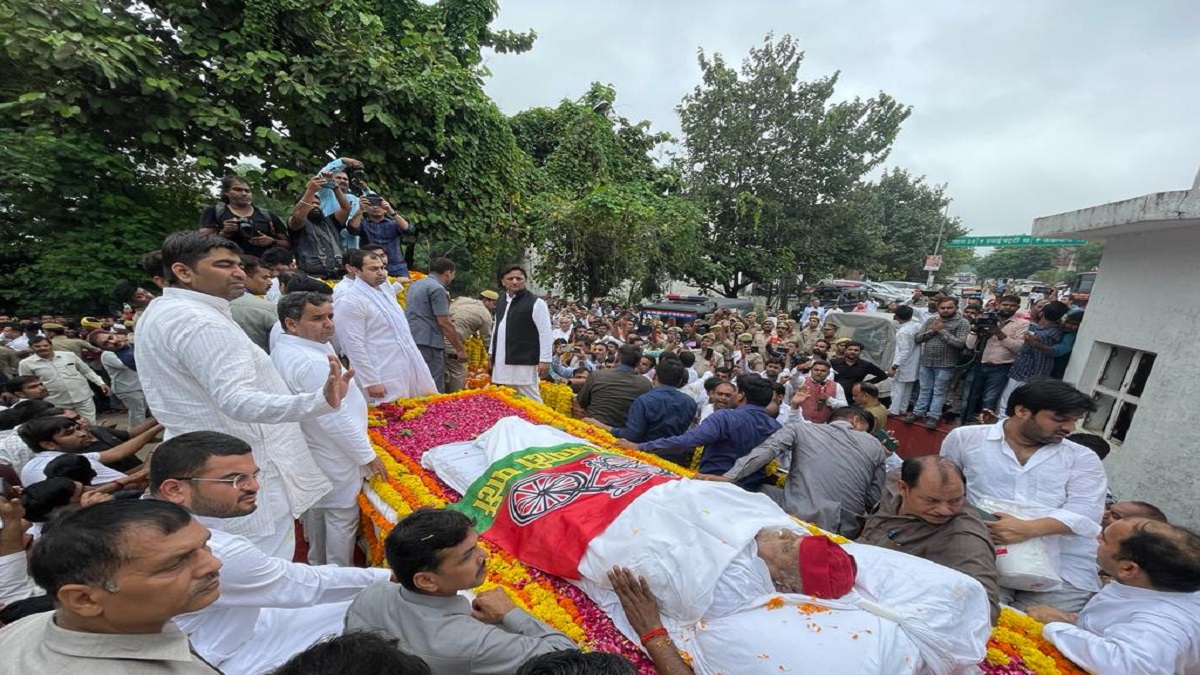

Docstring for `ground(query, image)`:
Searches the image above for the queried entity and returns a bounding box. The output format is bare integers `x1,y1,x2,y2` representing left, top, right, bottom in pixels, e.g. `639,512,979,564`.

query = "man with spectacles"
149,430,390,674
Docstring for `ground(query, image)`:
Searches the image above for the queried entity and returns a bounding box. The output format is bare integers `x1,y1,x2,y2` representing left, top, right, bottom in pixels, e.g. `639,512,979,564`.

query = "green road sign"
945,235,1089,248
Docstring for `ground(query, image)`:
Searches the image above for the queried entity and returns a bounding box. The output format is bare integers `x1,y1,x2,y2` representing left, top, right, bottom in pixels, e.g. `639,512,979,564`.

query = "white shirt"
0,430,35,472
940,423,1106,592
330,275,354,303
333,278,437,403
21,450,126,486
2,335,29,351
551,328,573,343
271,334,375,508
0,551,42,607
264,276,282,303
175,522,390,670
1042,582,1200,675
100,351,142,396
17,352,105,406
491,294,552,387
891,320,922,382
136,288,332,545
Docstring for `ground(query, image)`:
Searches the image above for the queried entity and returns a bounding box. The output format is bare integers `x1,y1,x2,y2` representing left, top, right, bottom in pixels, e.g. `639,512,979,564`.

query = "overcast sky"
482,0,1200,238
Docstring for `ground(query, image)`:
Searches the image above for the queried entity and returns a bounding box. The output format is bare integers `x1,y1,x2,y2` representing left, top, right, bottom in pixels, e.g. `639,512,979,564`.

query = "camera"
974,311,1001,332
235,217,257,239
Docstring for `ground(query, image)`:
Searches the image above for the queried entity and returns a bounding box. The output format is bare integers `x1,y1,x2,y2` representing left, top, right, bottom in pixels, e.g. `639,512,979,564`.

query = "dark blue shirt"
354,217,414,276
611,385,698,444
639,404,781,490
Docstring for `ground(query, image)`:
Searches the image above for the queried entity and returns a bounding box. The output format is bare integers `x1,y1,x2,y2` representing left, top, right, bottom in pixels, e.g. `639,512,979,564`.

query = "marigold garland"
357,387,1084,675
980,608,1088,675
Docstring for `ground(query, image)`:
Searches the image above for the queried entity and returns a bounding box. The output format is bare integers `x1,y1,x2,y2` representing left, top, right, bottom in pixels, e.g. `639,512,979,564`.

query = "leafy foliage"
975,247,1057,281
839,169,972,281
676,34,911,297
0,0,536,312
512,84,703,301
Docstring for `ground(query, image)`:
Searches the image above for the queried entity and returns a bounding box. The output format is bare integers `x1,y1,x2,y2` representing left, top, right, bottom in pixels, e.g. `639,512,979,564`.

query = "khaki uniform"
444,297,494,392
50,335,95,360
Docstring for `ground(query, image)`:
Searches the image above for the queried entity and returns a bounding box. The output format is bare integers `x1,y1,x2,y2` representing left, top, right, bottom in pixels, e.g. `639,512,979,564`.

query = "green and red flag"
452,444,678,579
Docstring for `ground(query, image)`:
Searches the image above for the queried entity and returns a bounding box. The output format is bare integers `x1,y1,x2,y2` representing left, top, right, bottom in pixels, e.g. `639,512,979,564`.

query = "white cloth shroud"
418,416,991,674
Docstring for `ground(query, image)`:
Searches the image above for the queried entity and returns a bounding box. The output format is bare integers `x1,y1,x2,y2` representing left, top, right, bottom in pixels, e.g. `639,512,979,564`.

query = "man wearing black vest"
490,264,552,402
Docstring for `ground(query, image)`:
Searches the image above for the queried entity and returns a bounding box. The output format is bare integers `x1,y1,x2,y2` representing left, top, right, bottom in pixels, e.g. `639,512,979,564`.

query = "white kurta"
270,334,375,508
136,288,332,548
490,294,552,387
891,320,922,382
17,351,104,406
940,423,1107,592
333,278,436,404
1042,582,1200,675
175,522,391,674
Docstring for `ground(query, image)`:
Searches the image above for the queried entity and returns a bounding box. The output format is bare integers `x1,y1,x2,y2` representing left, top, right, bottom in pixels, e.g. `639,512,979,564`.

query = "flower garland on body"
979,608,1088,675
357,387,1079,675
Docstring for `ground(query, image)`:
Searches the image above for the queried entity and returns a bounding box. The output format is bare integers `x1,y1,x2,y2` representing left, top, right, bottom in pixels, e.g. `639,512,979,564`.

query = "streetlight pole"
925,202,950,288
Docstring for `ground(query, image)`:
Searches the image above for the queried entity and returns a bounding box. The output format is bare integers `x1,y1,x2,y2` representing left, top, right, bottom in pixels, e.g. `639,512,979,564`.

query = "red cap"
799,535,857,599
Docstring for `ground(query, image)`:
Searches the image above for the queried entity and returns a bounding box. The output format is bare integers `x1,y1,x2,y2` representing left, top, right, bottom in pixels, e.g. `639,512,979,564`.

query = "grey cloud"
484,0,1200,236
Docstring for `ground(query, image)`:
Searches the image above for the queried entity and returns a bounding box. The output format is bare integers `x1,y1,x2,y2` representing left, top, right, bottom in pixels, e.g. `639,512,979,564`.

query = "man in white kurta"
333,251,436,404
1029,517,1200,675
940,380,1106,612
150,432,389,675
271,292,385,566
887,306,922,414
137,233,344,559
490,264,552,402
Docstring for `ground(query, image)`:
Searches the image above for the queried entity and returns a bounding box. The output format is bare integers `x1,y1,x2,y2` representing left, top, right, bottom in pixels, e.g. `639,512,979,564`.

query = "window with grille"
1082,344,1155,444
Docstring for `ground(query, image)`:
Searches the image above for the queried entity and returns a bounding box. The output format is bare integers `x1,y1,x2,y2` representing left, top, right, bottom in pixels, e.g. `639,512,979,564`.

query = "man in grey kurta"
721,406,886,538
345,508,575,674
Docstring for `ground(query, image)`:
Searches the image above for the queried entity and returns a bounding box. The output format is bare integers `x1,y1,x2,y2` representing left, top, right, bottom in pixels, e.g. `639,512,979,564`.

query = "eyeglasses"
176,470,262,491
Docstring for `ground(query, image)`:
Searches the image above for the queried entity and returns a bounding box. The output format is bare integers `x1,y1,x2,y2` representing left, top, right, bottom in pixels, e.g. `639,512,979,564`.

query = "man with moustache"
859,456,1002,623
150,431,391,674
346,508,577,674
0,500,223,673
941,379,1106,613
490,264,553,402
960,295,1029,424
271,292,386,566
199,175,289,257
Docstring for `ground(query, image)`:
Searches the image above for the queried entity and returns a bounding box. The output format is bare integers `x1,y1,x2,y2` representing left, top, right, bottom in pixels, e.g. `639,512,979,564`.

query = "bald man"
858,455,1001,622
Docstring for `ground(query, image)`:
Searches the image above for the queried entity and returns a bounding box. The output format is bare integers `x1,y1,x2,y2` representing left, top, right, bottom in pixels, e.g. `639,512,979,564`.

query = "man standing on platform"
404,258,467,393
490,264,552,402
334,249,437,404
136,232,350,559
272,292,386,566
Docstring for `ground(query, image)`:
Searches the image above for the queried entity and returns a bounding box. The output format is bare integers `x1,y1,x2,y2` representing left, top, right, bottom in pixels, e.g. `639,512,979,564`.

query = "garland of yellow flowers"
984,608,1088,675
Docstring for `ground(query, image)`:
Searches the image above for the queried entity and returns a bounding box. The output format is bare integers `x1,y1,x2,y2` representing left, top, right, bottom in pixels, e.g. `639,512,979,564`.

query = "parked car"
880,281,927,292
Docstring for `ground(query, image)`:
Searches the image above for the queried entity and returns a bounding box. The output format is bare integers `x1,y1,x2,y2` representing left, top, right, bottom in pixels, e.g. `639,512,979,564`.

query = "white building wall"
1064,226,1200,527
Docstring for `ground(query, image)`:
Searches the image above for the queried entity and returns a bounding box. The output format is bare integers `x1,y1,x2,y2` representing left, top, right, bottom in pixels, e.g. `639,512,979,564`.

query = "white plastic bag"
974,496,1063,592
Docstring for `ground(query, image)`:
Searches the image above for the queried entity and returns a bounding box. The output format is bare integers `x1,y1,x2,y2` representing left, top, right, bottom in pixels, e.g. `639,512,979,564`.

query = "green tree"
513,84,703,301
677,34,910,297
1075,242,1105,271
975,246,1056,281
827,169,970,281
0,0,536,313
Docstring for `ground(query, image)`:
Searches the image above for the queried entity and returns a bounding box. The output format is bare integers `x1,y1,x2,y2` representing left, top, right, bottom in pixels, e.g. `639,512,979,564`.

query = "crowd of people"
0,165,1196,675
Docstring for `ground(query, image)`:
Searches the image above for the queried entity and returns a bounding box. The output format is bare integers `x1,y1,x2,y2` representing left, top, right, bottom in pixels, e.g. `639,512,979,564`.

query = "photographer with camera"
199,176,290,257
288,174,351,279
959,295,1029,425
349,195,415,281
